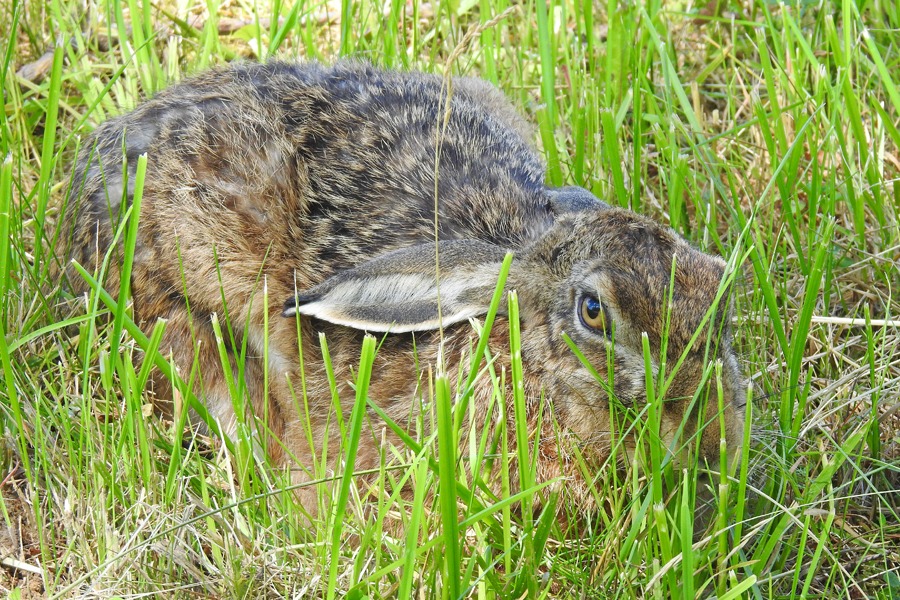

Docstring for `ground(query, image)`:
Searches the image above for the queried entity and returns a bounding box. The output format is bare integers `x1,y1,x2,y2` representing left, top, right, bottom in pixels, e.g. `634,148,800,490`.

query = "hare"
63,60,746,513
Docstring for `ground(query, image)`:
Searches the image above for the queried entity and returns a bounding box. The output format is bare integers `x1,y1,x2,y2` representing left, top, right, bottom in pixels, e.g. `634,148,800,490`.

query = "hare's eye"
578,294,611,336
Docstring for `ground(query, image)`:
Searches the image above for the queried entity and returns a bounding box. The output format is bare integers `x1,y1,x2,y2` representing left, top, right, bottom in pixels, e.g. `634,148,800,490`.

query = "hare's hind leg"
144,304,327,510
139,307,244,434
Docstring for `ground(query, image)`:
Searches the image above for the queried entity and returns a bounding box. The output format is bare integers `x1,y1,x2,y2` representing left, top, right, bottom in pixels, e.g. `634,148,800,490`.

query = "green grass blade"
436,374,461,599
109,153,146,363
601,110,627,206
786,218,835,441
454,252,512,434
0,156,11,317
326,334,377,600
33,43,64,267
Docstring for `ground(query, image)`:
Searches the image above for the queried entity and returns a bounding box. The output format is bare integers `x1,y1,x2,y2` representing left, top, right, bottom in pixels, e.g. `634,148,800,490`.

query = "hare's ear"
547,185,610,214
283,241,509,333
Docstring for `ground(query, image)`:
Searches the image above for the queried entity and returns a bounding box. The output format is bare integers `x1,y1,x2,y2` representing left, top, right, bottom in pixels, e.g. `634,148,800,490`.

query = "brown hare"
63,60,746,513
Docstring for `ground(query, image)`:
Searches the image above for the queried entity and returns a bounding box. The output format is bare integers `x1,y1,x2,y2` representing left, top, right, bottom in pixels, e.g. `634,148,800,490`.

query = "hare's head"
284,187,746,474
514,194,746,471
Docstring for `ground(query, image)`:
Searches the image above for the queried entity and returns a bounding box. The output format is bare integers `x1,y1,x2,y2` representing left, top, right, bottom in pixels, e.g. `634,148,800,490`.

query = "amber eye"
578,294,611,336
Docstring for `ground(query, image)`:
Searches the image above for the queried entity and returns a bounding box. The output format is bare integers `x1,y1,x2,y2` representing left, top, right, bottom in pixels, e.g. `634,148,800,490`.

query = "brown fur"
61,60,747,514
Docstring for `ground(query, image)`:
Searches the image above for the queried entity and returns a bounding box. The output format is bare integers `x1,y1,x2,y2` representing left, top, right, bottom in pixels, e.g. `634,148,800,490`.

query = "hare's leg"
140,308,247,435
145,304,328,514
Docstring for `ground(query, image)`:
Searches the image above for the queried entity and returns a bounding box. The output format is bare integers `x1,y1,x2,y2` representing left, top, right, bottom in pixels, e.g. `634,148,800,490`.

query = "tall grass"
1,0,898,598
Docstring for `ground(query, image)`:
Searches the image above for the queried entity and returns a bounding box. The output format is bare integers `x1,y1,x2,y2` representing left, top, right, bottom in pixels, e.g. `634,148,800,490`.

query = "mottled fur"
63,61,746,513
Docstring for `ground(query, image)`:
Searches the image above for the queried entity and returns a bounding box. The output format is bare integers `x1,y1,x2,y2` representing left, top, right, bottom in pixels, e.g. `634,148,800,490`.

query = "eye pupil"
585,297,601,319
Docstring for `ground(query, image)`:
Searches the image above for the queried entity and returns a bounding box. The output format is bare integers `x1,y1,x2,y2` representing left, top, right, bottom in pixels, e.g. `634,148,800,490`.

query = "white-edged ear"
283,241,509,333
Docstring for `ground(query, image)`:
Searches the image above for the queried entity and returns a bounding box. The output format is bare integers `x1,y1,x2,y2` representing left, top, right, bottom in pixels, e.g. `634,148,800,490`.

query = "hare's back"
67,62,551,295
